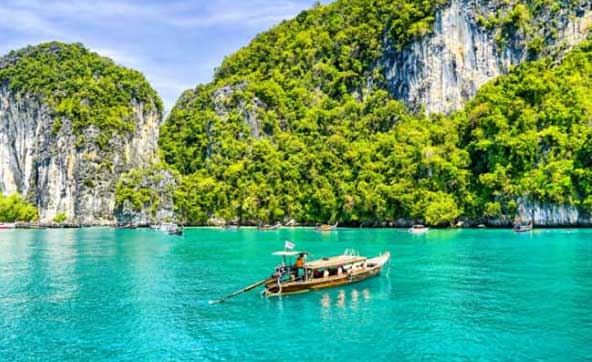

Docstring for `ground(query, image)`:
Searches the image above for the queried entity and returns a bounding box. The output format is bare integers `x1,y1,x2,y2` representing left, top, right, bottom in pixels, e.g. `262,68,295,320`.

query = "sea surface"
1,227,591,361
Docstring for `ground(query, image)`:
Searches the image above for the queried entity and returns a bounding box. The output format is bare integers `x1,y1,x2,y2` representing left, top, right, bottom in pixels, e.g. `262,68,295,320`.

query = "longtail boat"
210,249,390,304
168,225,184,236
263,249,390,297
285,219,298,227
116,223,138,229
408,224,428,234
315,222,338,231
513,220,533,233
257,222,282,230
0,223,15,230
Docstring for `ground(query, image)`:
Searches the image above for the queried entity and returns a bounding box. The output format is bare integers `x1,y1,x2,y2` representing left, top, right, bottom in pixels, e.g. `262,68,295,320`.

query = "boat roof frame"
272,251,308,256
304,255,367,269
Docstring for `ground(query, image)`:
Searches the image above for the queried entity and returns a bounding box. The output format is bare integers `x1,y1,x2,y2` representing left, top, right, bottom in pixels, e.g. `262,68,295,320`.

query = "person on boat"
294,253,305,277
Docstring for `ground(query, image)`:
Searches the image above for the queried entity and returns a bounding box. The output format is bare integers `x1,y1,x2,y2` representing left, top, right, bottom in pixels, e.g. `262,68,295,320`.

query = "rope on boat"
265,276,283,297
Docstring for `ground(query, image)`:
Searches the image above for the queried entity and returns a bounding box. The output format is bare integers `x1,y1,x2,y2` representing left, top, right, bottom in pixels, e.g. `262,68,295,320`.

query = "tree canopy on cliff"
0,42,162,147
458,39,592,218
157,0,592,226
160,0,469,226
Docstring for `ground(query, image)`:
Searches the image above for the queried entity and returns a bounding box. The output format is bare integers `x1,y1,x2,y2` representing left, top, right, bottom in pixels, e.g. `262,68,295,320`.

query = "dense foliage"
53,213,68,223
159,0,592,225
0,194,38,222
458,40,592,218
0,42,162,147
115,164,178,217
160,0,466,225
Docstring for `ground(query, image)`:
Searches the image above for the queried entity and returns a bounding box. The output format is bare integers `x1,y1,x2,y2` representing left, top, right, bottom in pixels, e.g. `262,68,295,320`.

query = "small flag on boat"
284,240,295,250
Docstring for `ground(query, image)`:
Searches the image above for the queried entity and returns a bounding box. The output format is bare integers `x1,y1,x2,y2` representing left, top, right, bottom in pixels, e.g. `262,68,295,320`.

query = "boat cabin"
272,249,368,283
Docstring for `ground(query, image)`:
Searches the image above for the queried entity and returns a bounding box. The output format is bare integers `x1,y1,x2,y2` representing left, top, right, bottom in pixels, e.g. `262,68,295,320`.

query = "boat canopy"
305,255,366,269
272,251,307,256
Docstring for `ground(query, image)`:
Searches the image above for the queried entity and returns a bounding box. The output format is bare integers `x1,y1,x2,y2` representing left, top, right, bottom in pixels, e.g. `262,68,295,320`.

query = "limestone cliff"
0,43,162,224
382,0,592,114
160,0,592,227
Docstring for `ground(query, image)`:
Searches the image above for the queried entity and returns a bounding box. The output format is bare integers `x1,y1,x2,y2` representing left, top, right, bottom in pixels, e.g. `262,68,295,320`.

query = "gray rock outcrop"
382,0,592,114
115,167,177,225
0,86,161,224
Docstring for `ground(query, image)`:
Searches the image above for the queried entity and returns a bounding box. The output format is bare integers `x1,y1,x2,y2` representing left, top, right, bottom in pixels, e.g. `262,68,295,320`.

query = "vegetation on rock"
115,164,179,221
0,194,38,222
158,0,592,226
53,213,68,223
0,42,162,146
458,39,592,218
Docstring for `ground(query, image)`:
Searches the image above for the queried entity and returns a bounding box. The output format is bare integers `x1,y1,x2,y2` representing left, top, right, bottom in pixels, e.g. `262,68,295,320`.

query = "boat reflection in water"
320,288,372,309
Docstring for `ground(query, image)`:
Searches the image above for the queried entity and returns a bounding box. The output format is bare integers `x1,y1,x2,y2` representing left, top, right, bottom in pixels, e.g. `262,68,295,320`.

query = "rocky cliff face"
114,166,177,225
483,200,592,227
382,0,592,114
0,86,160,224
516,200,592,227
213,83,265,139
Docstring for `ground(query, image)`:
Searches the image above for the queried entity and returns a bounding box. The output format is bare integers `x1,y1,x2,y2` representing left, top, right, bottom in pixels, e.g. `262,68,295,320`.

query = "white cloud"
91,47,143,68
0,0,312,29
162,1,308,28
0,5,65,37
0,0,325,109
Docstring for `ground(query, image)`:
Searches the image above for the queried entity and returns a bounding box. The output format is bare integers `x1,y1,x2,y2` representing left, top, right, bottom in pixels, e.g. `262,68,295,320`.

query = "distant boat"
0,223,15,230
315,222,338,231
285,219,298,227
513,221,533,233
223,224,240,230
408,224,429,234
257,222,282,230
116,223,137,229
152,223,183,235
157,223,176,232
168,225,184,236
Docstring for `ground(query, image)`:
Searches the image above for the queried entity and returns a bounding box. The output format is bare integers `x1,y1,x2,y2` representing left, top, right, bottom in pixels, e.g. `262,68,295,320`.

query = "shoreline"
6,223,592,230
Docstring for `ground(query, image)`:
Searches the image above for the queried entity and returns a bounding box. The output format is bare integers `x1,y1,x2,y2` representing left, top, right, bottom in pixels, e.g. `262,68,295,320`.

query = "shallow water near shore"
1,227,591,361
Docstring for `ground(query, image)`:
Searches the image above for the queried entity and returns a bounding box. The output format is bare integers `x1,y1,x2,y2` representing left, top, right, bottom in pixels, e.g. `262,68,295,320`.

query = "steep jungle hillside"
0,42,162,223
157,0,592,226
459,40,592,225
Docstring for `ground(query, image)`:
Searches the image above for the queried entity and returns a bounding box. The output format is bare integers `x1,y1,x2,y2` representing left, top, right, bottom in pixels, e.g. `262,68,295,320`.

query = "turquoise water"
1,228,591,361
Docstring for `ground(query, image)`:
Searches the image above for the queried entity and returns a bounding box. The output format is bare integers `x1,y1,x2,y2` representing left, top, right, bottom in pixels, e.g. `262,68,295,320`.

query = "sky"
0,0,328,111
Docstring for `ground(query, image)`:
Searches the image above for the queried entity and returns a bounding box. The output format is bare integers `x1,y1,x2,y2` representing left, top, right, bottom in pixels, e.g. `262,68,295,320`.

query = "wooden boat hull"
264,252,390,297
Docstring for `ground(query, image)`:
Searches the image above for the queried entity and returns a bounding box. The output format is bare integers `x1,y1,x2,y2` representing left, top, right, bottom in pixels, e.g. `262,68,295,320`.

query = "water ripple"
0,228,591,361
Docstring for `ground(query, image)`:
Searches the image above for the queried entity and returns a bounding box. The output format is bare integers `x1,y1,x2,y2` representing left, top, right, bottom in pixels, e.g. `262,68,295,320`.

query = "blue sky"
0,0,328,111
